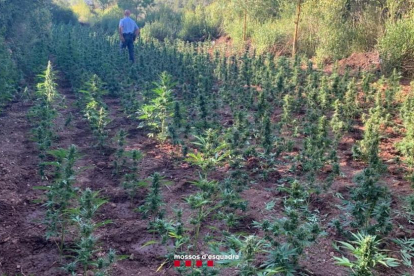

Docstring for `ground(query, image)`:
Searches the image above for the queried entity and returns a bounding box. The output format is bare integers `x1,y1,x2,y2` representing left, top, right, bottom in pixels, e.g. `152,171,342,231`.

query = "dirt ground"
0,74,413,276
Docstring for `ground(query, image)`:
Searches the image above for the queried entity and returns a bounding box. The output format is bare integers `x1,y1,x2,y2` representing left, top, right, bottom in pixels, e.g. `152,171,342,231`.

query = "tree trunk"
293,0,302,57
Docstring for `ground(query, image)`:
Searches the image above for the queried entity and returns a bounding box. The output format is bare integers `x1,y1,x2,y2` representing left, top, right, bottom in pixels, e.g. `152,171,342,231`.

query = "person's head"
124,10,131,17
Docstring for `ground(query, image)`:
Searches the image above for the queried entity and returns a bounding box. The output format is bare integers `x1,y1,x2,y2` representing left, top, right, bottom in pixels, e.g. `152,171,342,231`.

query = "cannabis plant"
66,188,115,276
138,72,176,141
112,129,127,176
334,232,399,276
335,168,392,236
137,173,165,224
254,180,323,275
186,129,229,176
212,235,266,276
84,99,111,148
122,149,146,199
36,145,79,255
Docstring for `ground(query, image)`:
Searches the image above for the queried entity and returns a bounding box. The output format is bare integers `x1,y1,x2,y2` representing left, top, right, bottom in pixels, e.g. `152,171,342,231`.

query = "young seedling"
137,173,166,226
122,149,146,199
112,129,127,176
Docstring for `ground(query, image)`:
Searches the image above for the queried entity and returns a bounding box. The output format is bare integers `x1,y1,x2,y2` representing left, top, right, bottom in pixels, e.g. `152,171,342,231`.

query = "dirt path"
0,98,59,275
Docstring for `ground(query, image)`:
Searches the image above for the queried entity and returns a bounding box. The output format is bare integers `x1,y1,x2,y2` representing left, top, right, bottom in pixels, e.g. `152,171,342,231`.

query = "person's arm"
119,21,124,42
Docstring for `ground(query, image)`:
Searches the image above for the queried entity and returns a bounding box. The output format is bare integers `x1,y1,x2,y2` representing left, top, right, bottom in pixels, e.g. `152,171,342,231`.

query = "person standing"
119,10,140,63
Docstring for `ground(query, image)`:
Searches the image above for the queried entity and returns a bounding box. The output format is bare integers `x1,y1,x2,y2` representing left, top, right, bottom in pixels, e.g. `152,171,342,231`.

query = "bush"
92,6,124,32
141,4,181,41
251,19,291,55
0,37,18,106
378,15,414,75
179,5,221,42
71,0,93,23
50,3,78,24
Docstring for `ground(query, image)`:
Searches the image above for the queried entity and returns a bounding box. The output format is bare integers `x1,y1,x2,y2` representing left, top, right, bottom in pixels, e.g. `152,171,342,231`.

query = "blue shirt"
119,17,139,34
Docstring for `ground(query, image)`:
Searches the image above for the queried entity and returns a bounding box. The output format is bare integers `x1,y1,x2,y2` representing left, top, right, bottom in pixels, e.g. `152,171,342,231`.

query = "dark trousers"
120,33,135,62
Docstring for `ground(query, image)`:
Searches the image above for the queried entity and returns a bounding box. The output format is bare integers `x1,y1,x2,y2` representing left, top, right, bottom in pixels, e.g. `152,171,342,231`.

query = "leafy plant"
254,180,324,275
334,167,392,237
36,145,79,255
334,232,399,276
393,238,414,268
112,129,127,176
213,235,266,276
186,129,229,176
138,72,176,141
137,173,165,224
65,188,115,276
122,149,146,199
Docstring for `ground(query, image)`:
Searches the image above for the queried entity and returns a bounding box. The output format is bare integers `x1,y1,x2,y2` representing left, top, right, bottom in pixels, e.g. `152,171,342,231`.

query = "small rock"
16,265,20,269
330,252,335,257
129,254,134,260
120,247,126,253
110,203,116,208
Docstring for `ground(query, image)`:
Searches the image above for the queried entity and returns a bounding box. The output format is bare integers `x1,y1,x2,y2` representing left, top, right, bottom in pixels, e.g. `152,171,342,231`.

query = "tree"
118,0,155,20
94,0,115,11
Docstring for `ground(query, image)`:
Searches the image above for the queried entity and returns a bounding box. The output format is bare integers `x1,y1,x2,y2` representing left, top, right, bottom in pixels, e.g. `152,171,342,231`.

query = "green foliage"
397,84,414,181
138,72,176,141
393,238,414,268
334,232,399,276
80,75,111,148
85,100,111,148
356,104,384,170
141,4,182,40
212,235,266,275
66,189,116,276
397,194,414,225
38,145,79,253
0,0,51,75
378,12,414,75
335,168,392,236
29,61,62,175
179,5,220,41
186,129,229,175
50,2,78,24
122,150,146,199
254,180,324,275
112,129,127,175
118,0,155,19
138,173,165,222
0,37,18,111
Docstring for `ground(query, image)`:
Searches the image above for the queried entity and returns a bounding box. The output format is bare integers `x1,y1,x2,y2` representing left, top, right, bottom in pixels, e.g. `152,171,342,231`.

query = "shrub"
378,14,414,75
50,3,78,24
251,20,290,54
141,5,181,41
179,5,221,41
92,6,124,32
